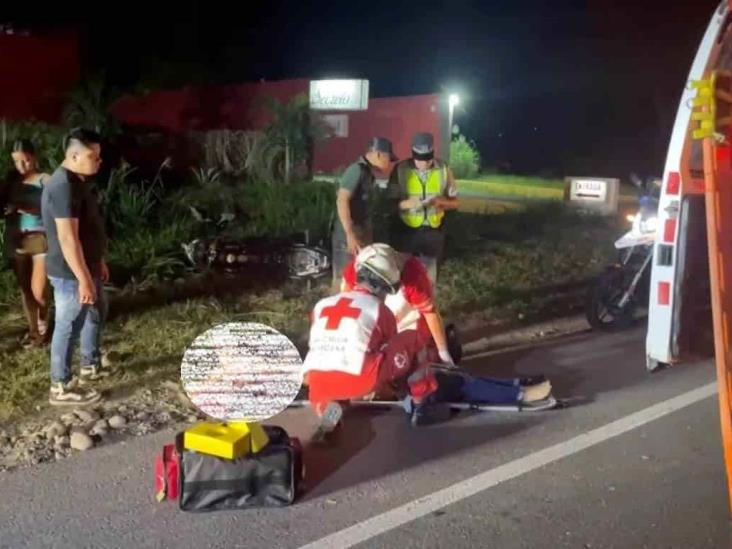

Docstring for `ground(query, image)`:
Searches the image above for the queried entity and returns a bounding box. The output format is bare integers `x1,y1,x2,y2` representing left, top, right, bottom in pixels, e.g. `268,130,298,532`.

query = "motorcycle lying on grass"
585,175,660,331
181,205,332,281
182,234,331,281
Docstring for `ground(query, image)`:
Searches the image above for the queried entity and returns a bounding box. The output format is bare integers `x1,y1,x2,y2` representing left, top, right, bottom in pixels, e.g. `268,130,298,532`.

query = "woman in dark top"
3,139,51,347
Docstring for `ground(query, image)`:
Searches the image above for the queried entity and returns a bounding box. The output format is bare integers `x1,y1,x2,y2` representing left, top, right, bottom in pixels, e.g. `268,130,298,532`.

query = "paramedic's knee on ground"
304,242,406,423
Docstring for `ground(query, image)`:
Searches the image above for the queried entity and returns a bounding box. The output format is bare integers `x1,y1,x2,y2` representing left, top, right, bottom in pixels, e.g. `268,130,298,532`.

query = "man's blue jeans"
49,277,106,383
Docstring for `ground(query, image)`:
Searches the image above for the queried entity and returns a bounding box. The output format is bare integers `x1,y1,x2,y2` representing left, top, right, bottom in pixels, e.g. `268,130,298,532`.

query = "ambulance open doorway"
645,3,731,370
669,150,714,362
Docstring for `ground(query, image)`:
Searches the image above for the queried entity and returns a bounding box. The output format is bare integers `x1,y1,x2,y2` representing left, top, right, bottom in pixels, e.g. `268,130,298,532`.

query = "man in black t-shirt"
42,128,112,406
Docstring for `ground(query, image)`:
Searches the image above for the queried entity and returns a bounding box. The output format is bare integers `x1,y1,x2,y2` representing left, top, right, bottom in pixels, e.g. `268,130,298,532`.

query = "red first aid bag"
154,442,180,502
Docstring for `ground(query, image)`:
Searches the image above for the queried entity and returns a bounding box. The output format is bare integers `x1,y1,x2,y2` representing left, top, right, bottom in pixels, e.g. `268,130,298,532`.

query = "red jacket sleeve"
401,257,436,313
342,258,357,291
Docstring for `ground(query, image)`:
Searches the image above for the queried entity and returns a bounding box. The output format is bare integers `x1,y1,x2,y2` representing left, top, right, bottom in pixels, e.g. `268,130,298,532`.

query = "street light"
448,94,460,161
448,94,460,133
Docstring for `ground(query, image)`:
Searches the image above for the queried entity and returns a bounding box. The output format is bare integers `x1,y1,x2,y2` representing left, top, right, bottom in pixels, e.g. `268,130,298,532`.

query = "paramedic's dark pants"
391,226,445,284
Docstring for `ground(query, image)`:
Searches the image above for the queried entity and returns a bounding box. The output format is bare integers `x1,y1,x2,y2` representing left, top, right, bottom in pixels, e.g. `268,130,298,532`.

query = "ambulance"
645,1,729,372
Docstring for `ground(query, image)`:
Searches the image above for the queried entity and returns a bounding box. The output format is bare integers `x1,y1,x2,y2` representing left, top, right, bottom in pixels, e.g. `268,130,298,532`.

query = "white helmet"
355,244,401,295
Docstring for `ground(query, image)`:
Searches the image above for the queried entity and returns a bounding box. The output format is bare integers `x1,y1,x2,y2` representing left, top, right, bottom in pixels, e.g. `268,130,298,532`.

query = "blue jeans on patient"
435,371,521,404
460,376,522,404
49,277,106,383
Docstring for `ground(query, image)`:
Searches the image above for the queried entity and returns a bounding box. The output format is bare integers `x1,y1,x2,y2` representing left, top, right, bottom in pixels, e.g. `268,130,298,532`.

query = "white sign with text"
565,176,620,215
570,179,608,202
310,79,369,110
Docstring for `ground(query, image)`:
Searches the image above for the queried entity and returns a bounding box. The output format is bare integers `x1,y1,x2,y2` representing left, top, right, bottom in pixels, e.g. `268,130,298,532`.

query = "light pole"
448,93,460,137
447,93,460,162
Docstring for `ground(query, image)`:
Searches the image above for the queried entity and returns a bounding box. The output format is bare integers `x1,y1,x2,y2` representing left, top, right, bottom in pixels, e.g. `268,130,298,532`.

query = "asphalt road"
0,326,729,548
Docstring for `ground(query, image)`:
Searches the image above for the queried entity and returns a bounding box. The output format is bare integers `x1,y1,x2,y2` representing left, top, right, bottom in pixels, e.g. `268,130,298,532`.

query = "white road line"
298,381,718,549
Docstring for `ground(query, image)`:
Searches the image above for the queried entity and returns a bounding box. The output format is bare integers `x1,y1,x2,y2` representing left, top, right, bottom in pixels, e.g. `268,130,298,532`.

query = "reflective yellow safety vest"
400,163,448,229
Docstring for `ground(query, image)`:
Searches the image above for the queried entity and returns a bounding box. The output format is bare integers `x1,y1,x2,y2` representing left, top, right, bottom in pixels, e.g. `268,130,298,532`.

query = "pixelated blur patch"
181,322,303,422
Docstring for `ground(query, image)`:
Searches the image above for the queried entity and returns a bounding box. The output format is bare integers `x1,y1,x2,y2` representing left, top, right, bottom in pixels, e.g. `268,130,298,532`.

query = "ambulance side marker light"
666,172,681,195
658,282,671,305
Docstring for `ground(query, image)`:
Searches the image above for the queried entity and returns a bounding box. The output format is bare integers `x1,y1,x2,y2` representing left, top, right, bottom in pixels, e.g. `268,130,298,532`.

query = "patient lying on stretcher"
302,244,553,436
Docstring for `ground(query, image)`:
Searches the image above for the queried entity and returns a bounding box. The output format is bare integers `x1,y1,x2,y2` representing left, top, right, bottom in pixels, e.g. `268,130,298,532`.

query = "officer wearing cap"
332,137,398,284
388,132,459,283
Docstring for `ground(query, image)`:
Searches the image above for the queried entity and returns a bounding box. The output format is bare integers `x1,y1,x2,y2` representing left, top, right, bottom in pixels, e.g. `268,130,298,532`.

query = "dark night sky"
7,0,724,177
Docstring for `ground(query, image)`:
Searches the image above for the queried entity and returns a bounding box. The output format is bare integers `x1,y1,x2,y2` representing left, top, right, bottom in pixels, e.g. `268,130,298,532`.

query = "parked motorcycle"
585,175,660,331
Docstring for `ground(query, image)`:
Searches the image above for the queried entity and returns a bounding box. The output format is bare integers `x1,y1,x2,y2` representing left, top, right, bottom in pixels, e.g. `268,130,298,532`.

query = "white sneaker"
49,377,102,406
79,363,117,384
312,402,343,442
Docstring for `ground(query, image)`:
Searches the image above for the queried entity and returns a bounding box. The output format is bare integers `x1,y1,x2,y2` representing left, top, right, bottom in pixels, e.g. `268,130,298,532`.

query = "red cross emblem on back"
320,297,362,330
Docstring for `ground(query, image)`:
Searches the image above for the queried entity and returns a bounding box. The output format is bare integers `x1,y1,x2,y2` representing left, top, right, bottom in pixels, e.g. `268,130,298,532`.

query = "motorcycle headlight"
640,216,658,234
626,213,636,224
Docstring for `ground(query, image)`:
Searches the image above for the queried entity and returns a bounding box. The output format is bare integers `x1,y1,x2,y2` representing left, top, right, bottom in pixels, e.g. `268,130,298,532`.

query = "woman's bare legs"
31,254,49,337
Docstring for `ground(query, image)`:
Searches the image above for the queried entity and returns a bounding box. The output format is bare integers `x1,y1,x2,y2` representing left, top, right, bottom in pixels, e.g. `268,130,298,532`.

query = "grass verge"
0,203,620,424
458,175,566,201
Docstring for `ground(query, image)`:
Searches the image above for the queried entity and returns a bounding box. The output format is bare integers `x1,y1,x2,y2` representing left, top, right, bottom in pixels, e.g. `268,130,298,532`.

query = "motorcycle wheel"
586,266,636,331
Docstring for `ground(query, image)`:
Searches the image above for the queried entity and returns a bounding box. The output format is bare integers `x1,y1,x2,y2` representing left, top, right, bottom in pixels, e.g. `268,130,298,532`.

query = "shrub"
99,161,164,236
62,72,120,137
98,160,196,288
450,135,481,179
195,130,266,178
237,180,335,240
173,173,336,242
106,220,194,289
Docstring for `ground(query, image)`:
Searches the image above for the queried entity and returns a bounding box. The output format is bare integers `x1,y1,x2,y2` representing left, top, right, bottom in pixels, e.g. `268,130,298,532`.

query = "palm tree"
63,72,120,136
263,94,321,183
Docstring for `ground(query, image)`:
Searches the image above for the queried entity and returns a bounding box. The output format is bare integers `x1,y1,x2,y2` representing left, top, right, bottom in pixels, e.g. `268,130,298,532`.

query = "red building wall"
0,33,446,174
312,94,444,173
111,79,310,132
0,32,80,122
112,79,446,175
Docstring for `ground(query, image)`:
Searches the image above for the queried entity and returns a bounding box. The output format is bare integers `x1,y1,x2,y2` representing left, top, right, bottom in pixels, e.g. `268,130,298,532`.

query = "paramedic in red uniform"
304,245,441,432
341,243,455,365
304,245,553,435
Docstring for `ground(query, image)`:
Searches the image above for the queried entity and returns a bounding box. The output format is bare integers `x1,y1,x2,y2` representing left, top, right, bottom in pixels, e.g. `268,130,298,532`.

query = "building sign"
310,79,369,111
322,114,349,137
565,176,619,215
